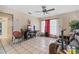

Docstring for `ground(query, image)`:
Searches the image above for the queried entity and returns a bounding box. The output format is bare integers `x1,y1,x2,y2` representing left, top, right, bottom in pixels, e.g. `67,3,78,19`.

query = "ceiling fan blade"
47,8,55,12
35,11,42,13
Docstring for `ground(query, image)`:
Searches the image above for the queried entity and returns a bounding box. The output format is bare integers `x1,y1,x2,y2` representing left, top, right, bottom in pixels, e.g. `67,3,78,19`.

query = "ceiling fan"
35,5,55,14
28,6,55,15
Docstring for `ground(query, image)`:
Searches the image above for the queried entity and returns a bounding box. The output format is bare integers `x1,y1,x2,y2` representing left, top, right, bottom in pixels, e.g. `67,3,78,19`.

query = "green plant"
69,20,79,31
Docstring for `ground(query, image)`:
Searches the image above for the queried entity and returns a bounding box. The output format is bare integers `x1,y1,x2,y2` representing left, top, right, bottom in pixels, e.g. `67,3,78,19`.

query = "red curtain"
45,19,50,36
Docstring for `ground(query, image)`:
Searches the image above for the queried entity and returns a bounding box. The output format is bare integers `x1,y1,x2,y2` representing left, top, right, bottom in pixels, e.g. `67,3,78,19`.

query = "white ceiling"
0,5,79,17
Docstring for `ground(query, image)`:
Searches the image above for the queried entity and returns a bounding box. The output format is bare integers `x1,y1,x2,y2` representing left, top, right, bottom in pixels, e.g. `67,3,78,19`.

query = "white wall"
0,7,40,31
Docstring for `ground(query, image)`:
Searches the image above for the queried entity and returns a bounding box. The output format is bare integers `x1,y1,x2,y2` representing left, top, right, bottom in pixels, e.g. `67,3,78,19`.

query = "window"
50,19,59,36
41,19,60,36
41,21,45,33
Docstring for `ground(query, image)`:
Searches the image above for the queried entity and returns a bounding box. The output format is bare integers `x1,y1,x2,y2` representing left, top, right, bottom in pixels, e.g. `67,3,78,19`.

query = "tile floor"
0,37,57,54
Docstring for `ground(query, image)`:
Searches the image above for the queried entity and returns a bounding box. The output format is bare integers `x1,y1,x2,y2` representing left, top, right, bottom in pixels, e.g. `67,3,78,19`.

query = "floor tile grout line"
20,44,33,54
21,43,46,54
20,38,49,54
0,40,7,54
8,43,20,54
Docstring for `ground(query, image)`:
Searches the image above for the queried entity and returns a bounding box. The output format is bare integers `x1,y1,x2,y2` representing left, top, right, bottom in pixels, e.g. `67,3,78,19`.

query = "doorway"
0,12,13,43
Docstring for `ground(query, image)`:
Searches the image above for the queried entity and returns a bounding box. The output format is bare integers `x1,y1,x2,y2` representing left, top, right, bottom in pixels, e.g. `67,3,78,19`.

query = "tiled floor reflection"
0,37,57,54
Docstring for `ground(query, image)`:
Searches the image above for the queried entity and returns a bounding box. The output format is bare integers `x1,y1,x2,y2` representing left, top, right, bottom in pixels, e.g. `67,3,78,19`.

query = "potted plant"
69,20,79,31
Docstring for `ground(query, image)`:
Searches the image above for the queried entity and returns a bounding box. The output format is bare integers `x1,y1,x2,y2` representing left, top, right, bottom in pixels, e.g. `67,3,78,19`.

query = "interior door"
0,15,13,41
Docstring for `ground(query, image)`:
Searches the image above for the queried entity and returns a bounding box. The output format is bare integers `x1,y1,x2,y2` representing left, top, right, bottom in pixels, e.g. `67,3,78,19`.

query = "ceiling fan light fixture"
28,12,32,14
42,5,46,9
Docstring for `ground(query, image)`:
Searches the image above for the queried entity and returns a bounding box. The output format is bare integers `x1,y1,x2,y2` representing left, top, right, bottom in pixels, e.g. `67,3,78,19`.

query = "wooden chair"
13,31,22,43
49,43,59,54
49,43,68,54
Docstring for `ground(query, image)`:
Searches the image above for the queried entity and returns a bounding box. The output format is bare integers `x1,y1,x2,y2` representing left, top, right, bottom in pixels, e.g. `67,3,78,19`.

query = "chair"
49,43,59,54
49,43,68,54
13,31,22,43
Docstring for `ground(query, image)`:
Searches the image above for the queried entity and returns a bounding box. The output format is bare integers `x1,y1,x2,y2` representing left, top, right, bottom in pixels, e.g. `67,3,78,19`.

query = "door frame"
0,12,13,39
